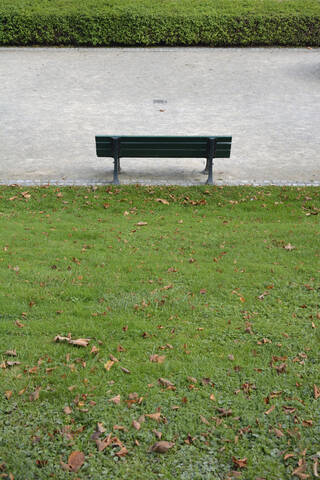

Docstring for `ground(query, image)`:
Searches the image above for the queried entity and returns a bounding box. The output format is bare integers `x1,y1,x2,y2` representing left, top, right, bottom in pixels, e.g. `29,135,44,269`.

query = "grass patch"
0,185,320,479
1,0,320,46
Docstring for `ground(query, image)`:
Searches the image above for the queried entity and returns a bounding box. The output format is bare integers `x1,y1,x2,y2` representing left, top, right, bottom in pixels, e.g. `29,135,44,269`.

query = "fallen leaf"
116,447,128,457
153,429,162,439
120,367,131,374
104,360,114,371
150,354,166,363
63,406,72,415
314,384,320,399
146,412,161,422
5,390,12,400
5,350,17,357
67,451,85,472
284,243,295,251
69,338,90,347
232,457,247,469
29,387,41,402
200,415,210,425
132,420,141,430
158,378,174,388
109,395,121,405
155,198,169,205
149,441,174,453
135,222,148,226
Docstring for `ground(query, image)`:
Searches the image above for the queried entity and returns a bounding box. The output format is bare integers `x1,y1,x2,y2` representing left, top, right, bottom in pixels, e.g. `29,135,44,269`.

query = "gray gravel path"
0,47,319,186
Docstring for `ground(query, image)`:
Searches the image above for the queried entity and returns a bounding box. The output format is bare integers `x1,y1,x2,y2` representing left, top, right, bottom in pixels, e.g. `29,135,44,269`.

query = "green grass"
1,0,320,46
0,185,319,479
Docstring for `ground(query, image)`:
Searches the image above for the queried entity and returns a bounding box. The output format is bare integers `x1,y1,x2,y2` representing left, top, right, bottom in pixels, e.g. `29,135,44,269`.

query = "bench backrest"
96,136,232,159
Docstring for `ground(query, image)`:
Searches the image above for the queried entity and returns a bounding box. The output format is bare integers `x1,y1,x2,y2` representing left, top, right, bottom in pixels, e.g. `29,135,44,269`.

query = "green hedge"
0,11,319,46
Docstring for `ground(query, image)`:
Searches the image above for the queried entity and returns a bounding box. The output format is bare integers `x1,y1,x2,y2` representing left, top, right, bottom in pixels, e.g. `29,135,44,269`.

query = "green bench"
95,136,232,185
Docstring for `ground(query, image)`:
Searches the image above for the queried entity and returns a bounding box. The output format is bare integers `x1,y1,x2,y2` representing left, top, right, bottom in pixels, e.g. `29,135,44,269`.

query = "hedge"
0,11,319,46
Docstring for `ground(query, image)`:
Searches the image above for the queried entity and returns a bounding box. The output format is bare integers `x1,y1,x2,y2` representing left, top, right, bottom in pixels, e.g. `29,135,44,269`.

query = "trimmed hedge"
0,11,320,46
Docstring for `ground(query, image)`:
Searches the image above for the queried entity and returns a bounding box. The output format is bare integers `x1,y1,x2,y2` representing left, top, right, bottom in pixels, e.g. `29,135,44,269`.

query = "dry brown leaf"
5,361,21,368
313,458,319,478
54,335,70,343
132,420,141,430
15,320,24,328
67,451,85,472
104,360,114,371
90,345,99,355
109,395,121,405
69,338,90,347
314,384,320,399
109,354,119,362
158,378,174,387
136,222,148,226
232,457,247,469
5,350,17,357
116,447,128,457
153,429,162,439
265,405,276,415
149,441,174,453
120,367,131,374
155,198,169,205
146,412,161,422
284,243,295,251
29,387,41,402
200,415,210,425
63,406,72,415
5,390,12,400
150,354,166,363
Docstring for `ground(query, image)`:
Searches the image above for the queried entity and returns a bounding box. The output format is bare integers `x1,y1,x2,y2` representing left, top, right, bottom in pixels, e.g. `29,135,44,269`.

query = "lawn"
0,185,319,479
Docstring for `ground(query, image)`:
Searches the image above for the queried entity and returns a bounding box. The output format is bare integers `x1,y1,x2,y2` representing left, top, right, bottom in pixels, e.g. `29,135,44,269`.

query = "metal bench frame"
95,135,232,185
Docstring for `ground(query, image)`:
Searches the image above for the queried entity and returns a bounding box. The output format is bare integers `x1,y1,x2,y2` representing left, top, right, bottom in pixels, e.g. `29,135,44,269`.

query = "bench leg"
112,157,120,184
205,158,213,185
202,159,209,174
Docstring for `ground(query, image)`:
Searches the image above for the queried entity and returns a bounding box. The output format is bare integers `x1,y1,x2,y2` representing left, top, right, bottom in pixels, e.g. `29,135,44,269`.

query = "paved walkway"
0,47,319,186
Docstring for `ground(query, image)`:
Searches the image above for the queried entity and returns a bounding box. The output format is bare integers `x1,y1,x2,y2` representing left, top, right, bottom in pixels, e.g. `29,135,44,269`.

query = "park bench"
95,136,232,185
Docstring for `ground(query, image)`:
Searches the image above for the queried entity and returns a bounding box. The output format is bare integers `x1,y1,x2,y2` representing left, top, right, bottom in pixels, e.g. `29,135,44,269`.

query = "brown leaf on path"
150,354,166,363
149,441,174,453
155,198,169,205
109,395,121,405
314,384,320,399
132,420,141,430
29,387,41,402
5,350,17,357
232,457,247,469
